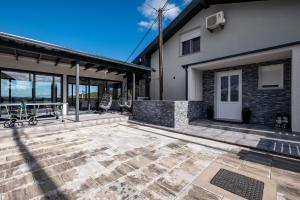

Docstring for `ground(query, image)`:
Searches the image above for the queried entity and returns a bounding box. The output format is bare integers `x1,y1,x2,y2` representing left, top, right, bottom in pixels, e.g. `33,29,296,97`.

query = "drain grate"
210,169,264,200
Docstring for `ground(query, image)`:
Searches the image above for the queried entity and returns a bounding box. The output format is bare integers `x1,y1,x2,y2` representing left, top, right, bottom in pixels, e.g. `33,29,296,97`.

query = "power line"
163,0,190,15
125,17,158,62
145,3,158,12
125,0,169,62
162,0,169,10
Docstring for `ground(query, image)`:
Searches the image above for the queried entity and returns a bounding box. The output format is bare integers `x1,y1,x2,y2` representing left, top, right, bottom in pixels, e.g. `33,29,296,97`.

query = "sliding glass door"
67,77,90,111
107,81,122,100
67,76,121,112
0,69,62,104
89,85,98,110
90,79,106,110
107,81,122,110
67,77,109,112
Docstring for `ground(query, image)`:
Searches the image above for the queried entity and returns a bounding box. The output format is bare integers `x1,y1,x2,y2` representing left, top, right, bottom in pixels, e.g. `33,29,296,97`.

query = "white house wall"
0,53,126,104
188,68,202,101
150,0,300,100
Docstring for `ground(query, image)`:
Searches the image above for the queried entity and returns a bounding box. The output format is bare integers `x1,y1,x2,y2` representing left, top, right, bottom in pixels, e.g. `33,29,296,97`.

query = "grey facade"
133,101,202,128
137,0,300,100
202,59,291,125
133,0,300,132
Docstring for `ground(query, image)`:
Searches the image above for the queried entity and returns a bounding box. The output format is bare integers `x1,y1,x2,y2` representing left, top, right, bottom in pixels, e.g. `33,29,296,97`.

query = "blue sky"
0,0,191,62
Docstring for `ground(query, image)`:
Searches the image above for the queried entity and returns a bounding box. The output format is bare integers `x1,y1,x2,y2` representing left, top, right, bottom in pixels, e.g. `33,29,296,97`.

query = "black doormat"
210,169,264,200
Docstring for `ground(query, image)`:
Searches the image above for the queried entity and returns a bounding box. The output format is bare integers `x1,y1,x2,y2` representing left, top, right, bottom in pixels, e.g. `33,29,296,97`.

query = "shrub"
206,105,214,120
242,107,252,124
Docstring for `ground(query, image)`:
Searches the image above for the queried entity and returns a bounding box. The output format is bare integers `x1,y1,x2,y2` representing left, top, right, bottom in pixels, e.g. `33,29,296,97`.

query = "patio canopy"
0,32,150,122
0,32,150,75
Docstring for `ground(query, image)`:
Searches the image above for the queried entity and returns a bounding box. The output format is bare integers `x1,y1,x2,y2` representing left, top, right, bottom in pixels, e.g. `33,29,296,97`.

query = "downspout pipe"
182,65,189,101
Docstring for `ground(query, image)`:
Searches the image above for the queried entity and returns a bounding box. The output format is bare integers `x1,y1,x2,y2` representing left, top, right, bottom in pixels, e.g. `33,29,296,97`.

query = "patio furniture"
99,94,112,113
0,102,64,128
1,103,37,128
118,97,132,113
81,100,89,111
90,100,98,111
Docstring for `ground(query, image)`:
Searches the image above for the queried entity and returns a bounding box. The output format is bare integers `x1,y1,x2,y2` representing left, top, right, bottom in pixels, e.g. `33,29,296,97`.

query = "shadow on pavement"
238,149,300,174
12,127,68,199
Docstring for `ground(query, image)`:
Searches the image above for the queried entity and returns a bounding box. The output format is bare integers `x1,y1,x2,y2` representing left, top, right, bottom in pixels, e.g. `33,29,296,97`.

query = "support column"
62,74,68,116
292,46,300,133
187,67,203,101
75,63,80,122
133,73,136,101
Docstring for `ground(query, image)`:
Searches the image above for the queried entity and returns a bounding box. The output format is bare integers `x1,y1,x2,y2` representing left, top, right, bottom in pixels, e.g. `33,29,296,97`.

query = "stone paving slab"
0,122,299,199
191,120,299,141
130,120,300,158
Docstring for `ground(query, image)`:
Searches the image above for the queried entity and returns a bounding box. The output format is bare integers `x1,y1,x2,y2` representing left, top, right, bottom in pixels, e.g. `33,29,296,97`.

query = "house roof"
133,0,267,64
0,32,150,74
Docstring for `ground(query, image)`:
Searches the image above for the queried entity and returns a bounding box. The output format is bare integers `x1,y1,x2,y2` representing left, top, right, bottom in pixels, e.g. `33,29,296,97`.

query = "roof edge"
187,41,300,67
0,32,150,71
132,0,268,64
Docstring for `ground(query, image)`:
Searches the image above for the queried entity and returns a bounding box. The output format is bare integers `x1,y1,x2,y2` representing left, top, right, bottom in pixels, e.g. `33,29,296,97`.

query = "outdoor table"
0,102,65,123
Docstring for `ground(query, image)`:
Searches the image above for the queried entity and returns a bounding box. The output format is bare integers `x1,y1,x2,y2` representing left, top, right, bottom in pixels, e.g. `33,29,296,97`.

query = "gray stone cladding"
202,59,291,125
132,101,203,128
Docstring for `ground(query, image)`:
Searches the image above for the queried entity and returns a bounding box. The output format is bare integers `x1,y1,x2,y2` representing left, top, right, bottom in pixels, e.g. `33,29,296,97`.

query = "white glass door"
217,70,242,121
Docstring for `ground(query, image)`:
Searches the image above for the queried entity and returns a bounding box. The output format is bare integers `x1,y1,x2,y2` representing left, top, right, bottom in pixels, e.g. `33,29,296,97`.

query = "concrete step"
0,115,129,139
191,121,300,141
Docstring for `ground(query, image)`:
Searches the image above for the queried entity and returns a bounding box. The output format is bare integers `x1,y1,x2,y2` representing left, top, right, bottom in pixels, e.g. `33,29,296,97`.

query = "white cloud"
138,20,158,30
138,0,181,30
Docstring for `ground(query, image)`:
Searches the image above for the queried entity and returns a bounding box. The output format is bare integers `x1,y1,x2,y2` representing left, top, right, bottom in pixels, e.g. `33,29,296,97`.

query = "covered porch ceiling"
189,46,293,71
0,32,150,77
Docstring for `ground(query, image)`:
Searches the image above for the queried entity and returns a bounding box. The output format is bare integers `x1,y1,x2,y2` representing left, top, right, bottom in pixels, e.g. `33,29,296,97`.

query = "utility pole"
158,8,164,100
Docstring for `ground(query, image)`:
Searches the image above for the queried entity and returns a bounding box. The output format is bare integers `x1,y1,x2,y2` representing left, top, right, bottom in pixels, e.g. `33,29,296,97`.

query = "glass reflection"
0,70,61,103
230,75,239,102
221,76,228,102
35,75,52,102
1,71,33,103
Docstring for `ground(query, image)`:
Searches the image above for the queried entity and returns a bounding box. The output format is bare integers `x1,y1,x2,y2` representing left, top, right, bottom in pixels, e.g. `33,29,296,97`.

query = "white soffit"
190,47,292,70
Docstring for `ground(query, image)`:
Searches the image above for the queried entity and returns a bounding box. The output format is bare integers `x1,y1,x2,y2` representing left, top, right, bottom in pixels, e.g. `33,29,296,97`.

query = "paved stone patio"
177,122,300,158
0,122,299,199
131,120,300,158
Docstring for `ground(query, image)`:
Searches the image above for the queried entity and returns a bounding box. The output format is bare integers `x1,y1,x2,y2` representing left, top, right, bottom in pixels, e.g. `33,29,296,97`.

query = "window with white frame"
180,28,201,56
258,64,284,89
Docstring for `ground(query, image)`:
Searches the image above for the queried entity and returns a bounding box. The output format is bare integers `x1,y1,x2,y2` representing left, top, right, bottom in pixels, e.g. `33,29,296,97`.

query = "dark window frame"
66,75,123,109
181,36,201,56
0,67,63,104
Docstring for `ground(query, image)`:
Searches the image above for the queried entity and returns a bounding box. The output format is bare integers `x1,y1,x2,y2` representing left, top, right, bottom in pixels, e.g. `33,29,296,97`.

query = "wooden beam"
96,66,107,72
0,40,148,73
116,71,125,75
14,49,19,61
55,58,61,66
107,68,118,74
70,61,77,68
84,63,95,70
37,54,42,64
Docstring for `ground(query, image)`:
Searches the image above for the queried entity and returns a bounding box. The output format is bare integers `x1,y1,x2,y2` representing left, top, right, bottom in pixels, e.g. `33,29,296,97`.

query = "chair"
81,100,89,111
99,94,112,113
118,97,132,113
90,100,97,112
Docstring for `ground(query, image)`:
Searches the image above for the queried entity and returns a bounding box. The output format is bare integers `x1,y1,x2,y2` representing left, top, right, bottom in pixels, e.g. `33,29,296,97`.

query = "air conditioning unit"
206,11,226,32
